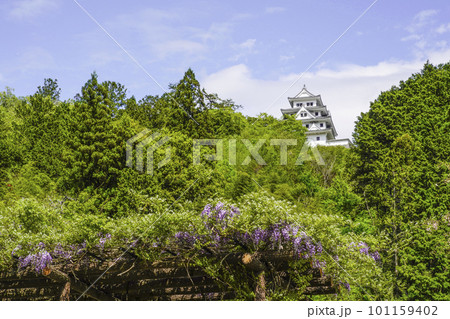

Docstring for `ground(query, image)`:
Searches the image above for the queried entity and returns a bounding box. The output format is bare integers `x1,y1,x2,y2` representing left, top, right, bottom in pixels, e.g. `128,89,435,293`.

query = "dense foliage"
0,64,448,300
353,62,450,300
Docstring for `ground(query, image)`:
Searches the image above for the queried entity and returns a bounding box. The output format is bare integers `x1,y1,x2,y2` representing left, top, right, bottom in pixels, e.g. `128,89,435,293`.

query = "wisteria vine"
12,200,381,299
173,202,325,268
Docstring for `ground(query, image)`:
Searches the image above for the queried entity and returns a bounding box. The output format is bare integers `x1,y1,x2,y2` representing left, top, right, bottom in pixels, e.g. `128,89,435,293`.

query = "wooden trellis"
0,250,337,301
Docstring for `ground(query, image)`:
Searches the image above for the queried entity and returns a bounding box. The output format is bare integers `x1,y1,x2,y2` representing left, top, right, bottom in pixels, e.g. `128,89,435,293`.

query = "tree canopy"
0,65,448,300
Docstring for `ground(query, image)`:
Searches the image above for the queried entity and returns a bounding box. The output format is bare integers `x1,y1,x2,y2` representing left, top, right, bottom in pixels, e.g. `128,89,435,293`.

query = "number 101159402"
368,305,438,316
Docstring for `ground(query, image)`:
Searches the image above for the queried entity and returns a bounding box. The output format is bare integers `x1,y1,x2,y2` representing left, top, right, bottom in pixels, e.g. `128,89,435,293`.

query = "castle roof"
287,85,324,106
282,86,338,139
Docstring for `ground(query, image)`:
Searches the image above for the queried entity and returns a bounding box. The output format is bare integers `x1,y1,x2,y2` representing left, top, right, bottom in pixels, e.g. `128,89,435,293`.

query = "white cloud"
436,23,450,34
18,47,56,71
402,9,442,55
426,47,450,63
9,0,59,19
197,22,234,42
401,34,421,42
230,39,257,61
89,50,125,67
202,49,450,140
238,39,256,50
280,55,295,62
406,9,438,33
156,40,206,57
265,7,286,14
111,8,234,61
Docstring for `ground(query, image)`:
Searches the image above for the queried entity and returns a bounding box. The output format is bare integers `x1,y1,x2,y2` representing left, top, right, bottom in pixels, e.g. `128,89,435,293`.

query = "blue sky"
1,0,450,138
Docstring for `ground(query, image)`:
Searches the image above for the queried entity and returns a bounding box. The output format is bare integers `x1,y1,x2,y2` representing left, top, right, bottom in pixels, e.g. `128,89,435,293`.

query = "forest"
0,62,449,300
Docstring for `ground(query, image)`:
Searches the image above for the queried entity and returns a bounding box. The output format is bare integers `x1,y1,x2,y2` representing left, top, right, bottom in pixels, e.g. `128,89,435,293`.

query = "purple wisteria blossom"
53,243,71,259
201,204,212,218
312,260,326,269
96,233,112,250
370,251,381,262
236,222,324,261
252,228,268,245
229,205,240,218
52,241,87,259
215,202,224,211
281,227,290,241
348,241,380,262
344,282,351,292
201,202,241,231
357,242,369,255
174,231,197,246
19,250,53,273
173,203,327,273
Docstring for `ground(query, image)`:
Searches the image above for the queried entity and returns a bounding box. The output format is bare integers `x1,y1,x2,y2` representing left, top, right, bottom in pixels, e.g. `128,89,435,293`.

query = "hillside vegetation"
0,63,448,300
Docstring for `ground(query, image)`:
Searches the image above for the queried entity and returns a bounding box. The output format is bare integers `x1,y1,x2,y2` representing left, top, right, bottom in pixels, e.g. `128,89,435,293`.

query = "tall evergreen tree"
66,73,128,191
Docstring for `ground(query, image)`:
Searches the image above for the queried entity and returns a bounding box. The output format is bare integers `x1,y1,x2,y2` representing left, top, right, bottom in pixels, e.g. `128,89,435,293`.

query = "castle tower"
281,86,351,147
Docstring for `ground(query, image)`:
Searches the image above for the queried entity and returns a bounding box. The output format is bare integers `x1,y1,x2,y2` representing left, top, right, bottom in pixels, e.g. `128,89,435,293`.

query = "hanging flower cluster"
15,241,88,273
237,221,323,261
18,243,53,273
174,202,324,268
53,242,86,260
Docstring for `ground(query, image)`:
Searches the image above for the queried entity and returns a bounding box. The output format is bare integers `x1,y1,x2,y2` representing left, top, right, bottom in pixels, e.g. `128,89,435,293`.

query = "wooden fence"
0,250,337,301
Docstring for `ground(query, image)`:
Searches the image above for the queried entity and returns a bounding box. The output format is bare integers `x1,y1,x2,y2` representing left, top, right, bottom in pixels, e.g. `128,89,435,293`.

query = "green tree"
353,62,450,300
128,69,242,139
65,73,131,192
353,62,450,220
37,78,61,101
14,91,70,179
0,89,22,172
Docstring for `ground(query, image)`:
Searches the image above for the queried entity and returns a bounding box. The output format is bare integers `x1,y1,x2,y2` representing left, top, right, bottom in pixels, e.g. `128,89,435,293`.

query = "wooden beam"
60,282,70,301
303,285,337,295
117,284,224,296
255,272,266,301
83,266,209,283
241,253,266,272
42,267,117,301
240,253,267,301
309,276,333,287
0,287,61,300
168,292,236,301
106,276,217,293
0,278,59,290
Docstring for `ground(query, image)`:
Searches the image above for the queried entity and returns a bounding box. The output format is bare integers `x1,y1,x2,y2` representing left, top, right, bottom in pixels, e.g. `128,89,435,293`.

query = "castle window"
315,112,319,116
305,124,309,128
316,136,320,141
296,103,301,106
320,123,324,127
